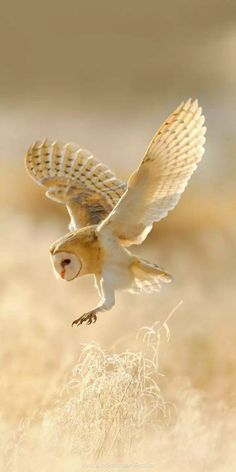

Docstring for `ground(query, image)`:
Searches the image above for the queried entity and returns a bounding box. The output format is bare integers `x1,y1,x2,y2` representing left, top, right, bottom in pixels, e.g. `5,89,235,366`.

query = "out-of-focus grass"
1,303,236,471
1,161,236,469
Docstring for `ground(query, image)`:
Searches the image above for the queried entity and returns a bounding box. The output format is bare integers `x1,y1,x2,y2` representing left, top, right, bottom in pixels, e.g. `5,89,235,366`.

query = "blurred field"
1,1,236,470
1,150,236,470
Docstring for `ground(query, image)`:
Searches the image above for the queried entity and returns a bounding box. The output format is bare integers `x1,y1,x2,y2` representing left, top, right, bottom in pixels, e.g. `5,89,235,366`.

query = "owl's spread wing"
100,99,206,245
25,139,126,229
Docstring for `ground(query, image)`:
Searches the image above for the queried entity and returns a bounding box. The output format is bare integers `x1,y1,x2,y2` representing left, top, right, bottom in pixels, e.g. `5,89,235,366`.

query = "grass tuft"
46,314,174,462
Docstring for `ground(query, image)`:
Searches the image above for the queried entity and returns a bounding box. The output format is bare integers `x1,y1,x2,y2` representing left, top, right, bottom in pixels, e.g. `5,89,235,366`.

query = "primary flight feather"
25,99,206,326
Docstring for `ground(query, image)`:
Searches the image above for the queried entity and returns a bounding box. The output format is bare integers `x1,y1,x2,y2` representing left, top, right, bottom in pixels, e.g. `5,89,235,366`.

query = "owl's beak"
60,259,68,279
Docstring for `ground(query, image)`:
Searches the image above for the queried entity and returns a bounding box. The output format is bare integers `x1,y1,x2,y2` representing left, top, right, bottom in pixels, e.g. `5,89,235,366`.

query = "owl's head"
50,251,82,281
50,233,83,281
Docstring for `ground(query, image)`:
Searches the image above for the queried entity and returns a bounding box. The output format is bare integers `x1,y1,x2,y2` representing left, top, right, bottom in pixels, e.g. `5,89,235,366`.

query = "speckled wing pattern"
25,139,126,229
102,99,206,245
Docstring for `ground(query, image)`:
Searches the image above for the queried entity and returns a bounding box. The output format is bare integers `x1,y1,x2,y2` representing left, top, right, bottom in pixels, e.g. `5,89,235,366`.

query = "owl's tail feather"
129,257,173,294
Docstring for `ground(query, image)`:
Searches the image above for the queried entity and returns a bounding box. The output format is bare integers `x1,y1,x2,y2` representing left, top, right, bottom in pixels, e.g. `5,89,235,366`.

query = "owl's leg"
72,277,115,327
94,275,103,297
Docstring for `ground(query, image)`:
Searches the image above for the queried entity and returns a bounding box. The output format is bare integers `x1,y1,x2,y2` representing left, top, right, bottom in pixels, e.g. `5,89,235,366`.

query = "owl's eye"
63,258,71,266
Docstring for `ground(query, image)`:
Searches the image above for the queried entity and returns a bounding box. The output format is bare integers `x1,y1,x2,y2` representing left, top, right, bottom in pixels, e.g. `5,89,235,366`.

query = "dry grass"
1,305,236,472
47,320,171,462
1,166,236,470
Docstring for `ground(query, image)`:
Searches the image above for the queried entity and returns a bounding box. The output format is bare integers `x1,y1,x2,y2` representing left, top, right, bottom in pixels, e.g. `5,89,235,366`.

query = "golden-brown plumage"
25,99,206,326
50,226,104,277
26,140,126,229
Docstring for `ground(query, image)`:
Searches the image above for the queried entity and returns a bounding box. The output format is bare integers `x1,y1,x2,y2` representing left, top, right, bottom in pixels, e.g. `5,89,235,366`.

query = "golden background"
1,1,236,470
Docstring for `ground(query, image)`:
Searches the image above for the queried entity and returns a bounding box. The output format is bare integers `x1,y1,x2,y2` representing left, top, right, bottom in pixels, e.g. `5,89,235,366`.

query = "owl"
25,99,206,327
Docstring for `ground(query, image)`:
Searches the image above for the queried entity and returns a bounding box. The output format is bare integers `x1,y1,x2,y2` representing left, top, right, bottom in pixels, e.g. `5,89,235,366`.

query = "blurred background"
1,0,236,468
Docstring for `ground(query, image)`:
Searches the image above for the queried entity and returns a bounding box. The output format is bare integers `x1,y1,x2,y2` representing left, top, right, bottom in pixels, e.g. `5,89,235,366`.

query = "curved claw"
72,311,97,327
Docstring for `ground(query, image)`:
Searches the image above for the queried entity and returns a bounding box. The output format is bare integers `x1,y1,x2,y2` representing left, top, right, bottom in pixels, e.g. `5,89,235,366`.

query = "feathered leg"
94,275,103,297
72,275,115,326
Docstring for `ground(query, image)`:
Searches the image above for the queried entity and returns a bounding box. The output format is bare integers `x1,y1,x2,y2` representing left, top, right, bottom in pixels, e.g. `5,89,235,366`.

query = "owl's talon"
72,311,97,327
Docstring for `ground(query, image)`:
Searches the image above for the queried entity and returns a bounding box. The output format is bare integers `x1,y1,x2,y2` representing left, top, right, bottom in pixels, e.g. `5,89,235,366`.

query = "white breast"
99,228,133,290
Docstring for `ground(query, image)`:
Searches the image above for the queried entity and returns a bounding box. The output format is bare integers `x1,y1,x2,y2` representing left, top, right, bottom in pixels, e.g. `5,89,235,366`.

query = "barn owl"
25,99,206,327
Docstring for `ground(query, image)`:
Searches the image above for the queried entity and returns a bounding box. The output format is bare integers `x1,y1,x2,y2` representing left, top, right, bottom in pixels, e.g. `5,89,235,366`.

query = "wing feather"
25,139,126,229
100,99,206,245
